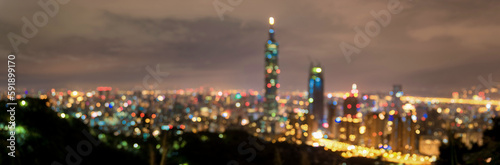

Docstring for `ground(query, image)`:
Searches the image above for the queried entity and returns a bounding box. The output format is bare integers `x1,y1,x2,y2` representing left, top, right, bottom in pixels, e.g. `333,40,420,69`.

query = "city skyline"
1,1,500,97
2,1,500,165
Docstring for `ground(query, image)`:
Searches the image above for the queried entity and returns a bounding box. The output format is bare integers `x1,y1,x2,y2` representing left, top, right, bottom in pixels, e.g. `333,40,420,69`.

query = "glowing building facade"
264,17,280,116
308,63,325,125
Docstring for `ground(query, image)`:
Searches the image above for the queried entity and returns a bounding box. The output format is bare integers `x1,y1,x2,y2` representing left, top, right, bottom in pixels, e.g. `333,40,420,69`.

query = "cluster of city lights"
314,138,437,164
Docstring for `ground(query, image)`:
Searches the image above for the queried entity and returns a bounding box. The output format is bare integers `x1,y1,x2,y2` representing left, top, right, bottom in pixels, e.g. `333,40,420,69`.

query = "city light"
269,17,274,25
20,100,27,106
9,10,499,165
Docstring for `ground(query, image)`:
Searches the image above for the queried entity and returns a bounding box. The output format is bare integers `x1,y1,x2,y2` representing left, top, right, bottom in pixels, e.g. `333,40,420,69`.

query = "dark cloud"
0,0,499,97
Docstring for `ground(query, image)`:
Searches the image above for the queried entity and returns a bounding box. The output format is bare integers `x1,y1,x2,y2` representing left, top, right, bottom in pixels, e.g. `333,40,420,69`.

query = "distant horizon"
6,84,495,99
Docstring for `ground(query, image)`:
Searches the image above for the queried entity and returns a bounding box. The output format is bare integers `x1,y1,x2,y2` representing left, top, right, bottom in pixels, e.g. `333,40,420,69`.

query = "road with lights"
312,138,436,165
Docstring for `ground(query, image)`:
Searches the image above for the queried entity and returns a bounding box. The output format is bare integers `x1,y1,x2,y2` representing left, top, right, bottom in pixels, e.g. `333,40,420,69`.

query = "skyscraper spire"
268,17,276,42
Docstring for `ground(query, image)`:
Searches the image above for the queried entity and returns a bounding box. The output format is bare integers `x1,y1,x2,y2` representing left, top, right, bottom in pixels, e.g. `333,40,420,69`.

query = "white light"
157,95,164,101
71,91,78,96
315,67,322,73
241,119,249,126
269,17,275,25
312,142,319,147
312,131,323,139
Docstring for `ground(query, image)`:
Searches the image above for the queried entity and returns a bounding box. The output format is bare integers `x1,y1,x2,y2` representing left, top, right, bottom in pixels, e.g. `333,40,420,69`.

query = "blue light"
122,120,126,125
335,117,341,123
267,40,272,44
267,54,272,59
423,113,428,118
315,77,320,82
389,91,394,95
269,29,274,33
388,115,394,121
333,101,337,105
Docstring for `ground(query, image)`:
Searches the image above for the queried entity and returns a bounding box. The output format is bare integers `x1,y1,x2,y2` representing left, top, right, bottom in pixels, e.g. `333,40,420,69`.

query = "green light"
235,93,242,99
20,100,27,106
133,143,140,149
313,67,322,73
201,135,209,142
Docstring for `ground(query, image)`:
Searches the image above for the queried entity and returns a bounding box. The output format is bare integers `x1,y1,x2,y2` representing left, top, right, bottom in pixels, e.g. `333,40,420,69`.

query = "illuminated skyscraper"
264,17,279,116
308,63,325,125
341,84,360,143
343,84,359,117
391,84,403,112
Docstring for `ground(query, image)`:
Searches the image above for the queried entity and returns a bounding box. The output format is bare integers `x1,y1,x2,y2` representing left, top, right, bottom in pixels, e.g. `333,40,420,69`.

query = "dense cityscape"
2,16,499,164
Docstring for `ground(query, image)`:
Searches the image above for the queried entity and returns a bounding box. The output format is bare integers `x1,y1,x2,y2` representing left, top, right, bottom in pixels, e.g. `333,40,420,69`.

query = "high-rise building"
264,17,279,116
340,84,360,143
343,84,359,116
308,63,325,126
391,84,403,112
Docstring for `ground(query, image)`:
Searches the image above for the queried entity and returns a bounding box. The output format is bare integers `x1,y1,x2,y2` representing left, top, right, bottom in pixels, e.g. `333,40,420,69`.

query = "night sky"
1,0,499,97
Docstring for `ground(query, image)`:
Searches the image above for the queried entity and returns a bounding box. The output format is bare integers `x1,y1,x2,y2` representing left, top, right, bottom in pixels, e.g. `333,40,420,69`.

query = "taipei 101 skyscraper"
264,17,279,117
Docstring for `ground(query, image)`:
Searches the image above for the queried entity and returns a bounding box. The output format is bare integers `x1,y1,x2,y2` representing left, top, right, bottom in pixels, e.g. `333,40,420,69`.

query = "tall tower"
264,17,279,116
308,63,325,126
